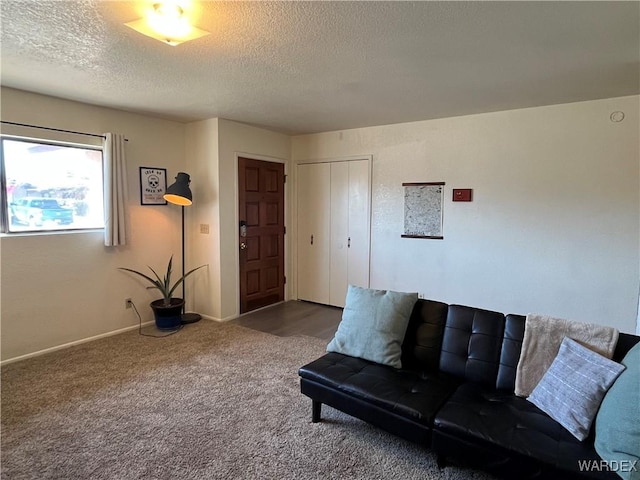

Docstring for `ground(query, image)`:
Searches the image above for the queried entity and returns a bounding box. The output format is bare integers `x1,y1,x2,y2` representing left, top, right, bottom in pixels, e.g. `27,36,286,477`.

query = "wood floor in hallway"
230,300,342,342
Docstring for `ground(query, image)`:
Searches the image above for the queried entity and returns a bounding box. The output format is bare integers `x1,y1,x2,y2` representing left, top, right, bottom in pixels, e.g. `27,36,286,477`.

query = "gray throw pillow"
326,285,418,369
528,337,625,441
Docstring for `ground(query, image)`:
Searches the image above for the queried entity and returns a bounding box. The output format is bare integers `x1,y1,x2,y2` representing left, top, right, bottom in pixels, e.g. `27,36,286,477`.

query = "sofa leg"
312,400,322,423
436,455,447,469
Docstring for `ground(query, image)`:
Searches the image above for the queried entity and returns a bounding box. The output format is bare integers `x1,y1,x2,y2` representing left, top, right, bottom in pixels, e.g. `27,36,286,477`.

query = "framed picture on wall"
401,182,445,239
139,167,167,205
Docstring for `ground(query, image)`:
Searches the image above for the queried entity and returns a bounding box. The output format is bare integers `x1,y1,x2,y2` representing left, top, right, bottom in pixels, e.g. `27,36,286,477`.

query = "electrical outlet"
125,298,132,309
200,223,210,234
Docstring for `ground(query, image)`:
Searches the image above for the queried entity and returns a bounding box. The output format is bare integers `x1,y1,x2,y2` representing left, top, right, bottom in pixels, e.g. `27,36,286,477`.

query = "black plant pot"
150,298,184,330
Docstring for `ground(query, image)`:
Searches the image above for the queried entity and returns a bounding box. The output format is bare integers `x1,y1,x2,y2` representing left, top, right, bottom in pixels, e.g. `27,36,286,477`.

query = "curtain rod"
0,120,129,141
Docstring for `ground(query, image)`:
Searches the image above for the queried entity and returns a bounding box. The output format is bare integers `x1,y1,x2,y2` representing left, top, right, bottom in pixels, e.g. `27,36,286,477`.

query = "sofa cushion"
433,382,608,476
612,333,640,362
327,285,418,368
495,314,526,391
401,299,449,372
528,337,625,441
438,305,505,386
299,352,460,425
594,342,640,480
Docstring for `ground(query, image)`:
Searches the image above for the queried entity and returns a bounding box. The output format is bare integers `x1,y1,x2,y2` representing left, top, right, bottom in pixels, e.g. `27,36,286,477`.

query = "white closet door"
329,159,371,308
347,159,371,291
297,163,331,304
329,162,349,306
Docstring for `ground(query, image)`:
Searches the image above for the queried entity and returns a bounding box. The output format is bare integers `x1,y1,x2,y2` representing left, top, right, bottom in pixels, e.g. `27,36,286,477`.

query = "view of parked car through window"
2,137,104,232
11,198,75,228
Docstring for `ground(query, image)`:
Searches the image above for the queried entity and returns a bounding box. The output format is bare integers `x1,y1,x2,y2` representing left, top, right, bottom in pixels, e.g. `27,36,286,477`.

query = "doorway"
238,157,286,314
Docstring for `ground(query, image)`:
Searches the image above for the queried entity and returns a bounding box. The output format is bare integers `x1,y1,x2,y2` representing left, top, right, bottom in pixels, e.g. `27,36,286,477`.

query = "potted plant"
119,256,206,330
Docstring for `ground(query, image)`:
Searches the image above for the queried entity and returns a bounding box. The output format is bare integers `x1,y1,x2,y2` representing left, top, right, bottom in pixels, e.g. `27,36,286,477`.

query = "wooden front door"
238,157,285,314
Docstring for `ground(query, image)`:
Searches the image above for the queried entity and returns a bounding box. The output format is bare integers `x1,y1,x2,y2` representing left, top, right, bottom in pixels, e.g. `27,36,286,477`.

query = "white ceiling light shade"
125,2,210,46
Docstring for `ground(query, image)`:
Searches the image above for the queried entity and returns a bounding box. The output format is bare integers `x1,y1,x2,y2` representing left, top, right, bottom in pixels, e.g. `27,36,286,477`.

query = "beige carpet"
1,321,495,479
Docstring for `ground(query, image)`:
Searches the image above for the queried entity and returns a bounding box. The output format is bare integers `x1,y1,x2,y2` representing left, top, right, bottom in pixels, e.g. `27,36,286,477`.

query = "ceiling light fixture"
125,2,210,46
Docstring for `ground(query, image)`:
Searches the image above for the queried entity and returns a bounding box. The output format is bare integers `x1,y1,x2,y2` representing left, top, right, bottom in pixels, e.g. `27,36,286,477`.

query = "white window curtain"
103,133,128,246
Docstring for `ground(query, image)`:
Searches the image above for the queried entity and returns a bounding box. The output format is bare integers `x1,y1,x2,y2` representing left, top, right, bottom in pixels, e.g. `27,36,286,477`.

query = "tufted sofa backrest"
613,333,640,361
495,314,526,390
401,299,449,371
401,300,512,385
438,305,506,386
401,299,640,392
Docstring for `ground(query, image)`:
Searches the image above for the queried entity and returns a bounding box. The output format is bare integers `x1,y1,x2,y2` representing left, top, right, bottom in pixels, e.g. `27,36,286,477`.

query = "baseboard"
1,321,155,366
197,302,285,323
199,313,238,323
3,312,245,365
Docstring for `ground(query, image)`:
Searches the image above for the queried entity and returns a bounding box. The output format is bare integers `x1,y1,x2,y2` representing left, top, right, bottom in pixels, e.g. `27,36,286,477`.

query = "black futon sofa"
298,299,639,479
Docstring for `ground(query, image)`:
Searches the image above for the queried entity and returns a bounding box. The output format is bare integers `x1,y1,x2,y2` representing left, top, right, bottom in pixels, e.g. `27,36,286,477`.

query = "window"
1,137,104,233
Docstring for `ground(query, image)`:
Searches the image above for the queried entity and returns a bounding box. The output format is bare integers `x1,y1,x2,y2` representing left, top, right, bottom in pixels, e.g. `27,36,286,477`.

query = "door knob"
240,242,247,250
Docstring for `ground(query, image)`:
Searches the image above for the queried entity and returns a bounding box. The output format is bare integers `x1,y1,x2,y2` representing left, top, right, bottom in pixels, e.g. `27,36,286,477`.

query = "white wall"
186,118,291,320
218,119,291,319
292,96,640,334
0,88,186,361
185,118,220,320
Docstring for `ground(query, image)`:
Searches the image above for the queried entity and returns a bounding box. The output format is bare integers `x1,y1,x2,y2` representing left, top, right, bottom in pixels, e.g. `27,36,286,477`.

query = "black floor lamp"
164,172,202,324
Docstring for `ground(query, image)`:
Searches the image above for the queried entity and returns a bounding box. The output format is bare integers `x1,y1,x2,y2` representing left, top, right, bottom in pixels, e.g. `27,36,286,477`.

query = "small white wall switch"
200,224,210,234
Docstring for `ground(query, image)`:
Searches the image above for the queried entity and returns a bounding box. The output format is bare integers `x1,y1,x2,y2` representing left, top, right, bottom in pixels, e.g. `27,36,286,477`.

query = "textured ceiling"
1,1,639,135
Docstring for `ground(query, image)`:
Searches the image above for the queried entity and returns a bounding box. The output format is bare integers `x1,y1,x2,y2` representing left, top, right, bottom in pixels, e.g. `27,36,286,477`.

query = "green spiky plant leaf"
119,256,206,307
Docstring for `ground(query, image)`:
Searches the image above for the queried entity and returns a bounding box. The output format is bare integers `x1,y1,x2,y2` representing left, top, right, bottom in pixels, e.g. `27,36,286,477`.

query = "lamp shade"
164,172,193,206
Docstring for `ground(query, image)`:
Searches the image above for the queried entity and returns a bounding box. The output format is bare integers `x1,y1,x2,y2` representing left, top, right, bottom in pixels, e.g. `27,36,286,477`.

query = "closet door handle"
311,234,314,245
347,237,351,248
